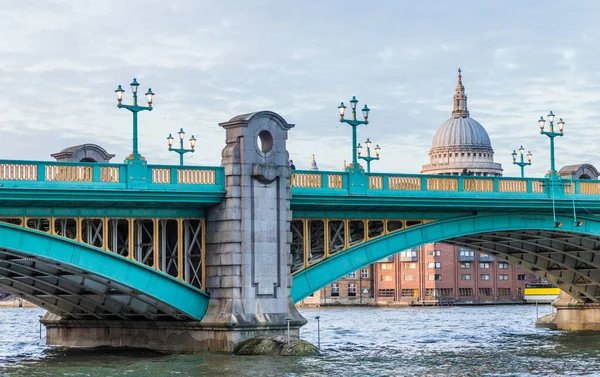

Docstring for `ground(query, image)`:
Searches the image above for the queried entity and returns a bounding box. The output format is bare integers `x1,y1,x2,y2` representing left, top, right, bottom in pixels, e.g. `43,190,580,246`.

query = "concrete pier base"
536,292,600,331
41,305,305,353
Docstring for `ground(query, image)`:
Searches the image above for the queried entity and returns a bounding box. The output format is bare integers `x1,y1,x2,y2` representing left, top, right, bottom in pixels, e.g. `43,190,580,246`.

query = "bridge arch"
291,214,600,303
0,222,209,320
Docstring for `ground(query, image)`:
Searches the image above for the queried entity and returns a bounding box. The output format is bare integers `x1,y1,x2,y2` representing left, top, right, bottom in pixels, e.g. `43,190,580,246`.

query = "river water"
0,305,598,376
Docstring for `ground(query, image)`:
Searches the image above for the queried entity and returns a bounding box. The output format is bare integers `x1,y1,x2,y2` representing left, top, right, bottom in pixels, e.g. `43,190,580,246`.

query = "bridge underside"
444,229,600,303
290,214,600,304
0,247,195,320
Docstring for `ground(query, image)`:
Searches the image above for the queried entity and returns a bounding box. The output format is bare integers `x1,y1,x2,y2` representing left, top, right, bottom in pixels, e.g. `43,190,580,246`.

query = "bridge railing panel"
464,178,494,192
291,172,322,188
498,179,527,193
426,177,458,191
369,175,383,190
0,163,38,180
290,171,347,189
151,168,172,184
579,181,600,194
531,180,545,193
387,175,422,191
147,165,223,187
46,165,94,182
100,166,121,183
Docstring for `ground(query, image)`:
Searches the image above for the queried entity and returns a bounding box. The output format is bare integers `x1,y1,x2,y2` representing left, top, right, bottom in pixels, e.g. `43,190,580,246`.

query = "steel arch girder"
0,222,209,320
291,213,600,303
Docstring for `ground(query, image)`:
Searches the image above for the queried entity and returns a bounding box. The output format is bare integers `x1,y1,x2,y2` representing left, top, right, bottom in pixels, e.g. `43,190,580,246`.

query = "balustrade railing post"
526,179,532,193
421,176,427,191
170,167,178,185
575,180,581,194
493,178,499,192
92,165,101,182
321,173,328,188
37,163,46,182
382,174,389,191
457,176,464,192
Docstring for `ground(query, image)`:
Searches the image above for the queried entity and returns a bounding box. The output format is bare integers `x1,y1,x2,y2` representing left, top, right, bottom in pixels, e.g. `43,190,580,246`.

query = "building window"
401,289,417,297
428,274,442,281
428,250,441,257
399,249,418,260
460,262,471,268
499,274,509,281
404,275,415,281
480,262,491,269
425,288,435,297
480,274,490,281
378,289,395,297
479,288,492,296
498,262,509,269
331,283,339,297
380,275,393,282
348,283,357,296
438,288,453,297
428,262,441,269
498,288,511,296
381,263,393,270
459,288,473,296
347,271,356,278
459,249,474,257
518,274,527,281
461,274,471,280
360,268,369,278
404,263,416,269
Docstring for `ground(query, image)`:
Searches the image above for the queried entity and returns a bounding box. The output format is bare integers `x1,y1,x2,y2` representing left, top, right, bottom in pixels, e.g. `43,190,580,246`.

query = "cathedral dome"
421,69,502,177
431,116,491,150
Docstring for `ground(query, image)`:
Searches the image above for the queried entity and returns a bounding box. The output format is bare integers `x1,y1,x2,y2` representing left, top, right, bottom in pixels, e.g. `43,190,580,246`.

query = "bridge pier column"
201,111,307,351
537,292,600,331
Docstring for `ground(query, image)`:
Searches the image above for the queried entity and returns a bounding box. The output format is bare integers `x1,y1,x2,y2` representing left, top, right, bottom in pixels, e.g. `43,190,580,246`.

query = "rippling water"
0,305,599,376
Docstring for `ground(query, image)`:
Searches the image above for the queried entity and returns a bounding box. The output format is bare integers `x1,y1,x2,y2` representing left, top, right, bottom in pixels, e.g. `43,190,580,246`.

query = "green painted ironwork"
290,213,600,302
338,97,370,172
511,146,532,178
0,222,209,319
357,138,381,173
116,78,154,161
538,111,565,178
167,128,196,166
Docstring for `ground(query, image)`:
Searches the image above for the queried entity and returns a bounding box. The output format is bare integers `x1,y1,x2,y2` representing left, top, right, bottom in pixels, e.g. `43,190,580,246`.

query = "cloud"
0,0,599,179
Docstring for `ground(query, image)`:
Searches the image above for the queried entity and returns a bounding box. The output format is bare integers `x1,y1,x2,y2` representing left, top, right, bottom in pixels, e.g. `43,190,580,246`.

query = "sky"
1,0,599,177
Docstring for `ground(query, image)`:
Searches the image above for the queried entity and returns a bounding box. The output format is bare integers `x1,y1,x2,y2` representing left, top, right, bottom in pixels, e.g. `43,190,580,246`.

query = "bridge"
0,110,599,351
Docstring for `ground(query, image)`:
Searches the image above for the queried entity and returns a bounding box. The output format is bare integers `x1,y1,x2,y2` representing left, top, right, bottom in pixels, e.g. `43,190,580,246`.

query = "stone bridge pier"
200,110,306,350
538,292,600,331
42,110,306,352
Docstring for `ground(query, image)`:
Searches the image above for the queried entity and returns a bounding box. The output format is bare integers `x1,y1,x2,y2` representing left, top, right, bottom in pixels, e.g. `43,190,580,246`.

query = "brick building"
304,244,537,306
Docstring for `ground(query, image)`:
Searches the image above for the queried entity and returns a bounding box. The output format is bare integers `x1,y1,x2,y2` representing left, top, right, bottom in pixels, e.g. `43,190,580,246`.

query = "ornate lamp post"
511,145,532,178
357,138,381,173
338,96,370,171
538,111,565,178
115,78,155,160
167,128,196,166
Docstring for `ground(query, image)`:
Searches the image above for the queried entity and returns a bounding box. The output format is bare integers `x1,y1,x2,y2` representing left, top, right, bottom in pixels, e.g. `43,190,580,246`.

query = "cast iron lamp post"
357,138,381,173
538,111,565,178
115,78,155,160
511,145,532,178
167,128,196,166
338,96,370,172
